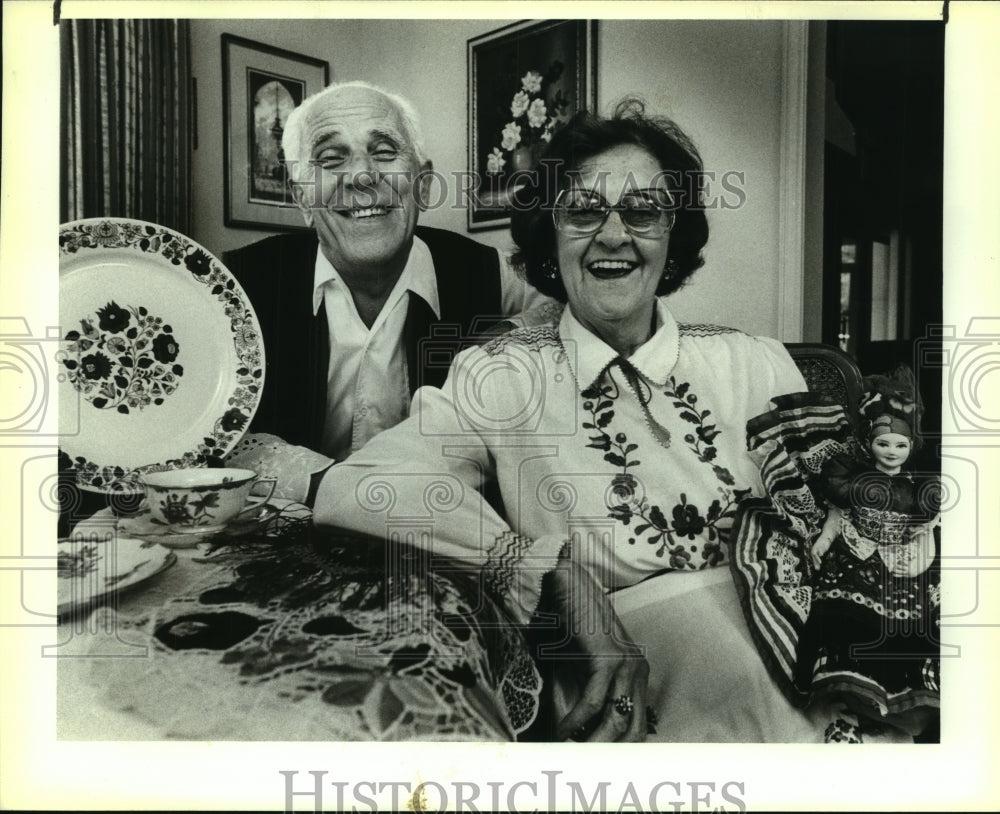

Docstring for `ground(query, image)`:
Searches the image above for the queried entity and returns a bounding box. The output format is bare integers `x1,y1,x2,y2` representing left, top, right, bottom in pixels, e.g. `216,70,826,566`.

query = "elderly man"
225,81,550,463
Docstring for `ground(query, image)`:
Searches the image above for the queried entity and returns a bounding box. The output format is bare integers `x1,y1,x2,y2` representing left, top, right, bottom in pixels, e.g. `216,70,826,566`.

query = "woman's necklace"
613,359,673,450
558,311,673,451
606,309,672,449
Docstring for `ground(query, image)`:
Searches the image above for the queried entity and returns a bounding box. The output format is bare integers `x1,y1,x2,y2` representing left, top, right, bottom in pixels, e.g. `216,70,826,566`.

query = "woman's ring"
613,694,635,716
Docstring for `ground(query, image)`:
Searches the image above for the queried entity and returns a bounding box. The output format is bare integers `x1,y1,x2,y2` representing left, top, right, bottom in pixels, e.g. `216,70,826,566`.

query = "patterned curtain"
60,19,191,234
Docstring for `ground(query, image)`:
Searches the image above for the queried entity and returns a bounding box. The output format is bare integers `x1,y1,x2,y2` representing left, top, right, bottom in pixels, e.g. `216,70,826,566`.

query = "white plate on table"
57,535,176,617
58,218,265,494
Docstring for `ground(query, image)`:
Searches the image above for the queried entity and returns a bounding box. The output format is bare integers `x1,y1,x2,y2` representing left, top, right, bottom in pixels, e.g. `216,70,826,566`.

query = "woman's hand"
547,558,650,742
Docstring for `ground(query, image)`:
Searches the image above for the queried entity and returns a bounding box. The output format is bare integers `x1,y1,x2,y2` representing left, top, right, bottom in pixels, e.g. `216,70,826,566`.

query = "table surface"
56,501,539,741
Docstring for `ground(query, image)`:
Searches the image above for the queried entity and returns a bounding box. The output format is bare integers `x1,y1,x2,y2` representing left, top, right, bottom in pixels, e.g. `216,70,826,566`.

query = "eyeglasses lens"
555,190,674,236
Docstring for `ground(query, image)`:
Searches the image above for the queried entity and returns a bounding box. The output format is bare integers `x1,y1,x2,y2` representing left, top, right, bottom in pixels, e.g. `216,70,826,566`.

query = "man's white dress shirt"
312,236,554,461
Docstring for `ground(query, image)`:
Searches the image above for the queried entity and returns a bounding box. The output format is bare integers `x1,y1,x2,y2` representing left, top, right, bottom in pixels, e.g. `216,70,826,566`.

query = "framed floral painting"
222,34,330,231
467,20,597,231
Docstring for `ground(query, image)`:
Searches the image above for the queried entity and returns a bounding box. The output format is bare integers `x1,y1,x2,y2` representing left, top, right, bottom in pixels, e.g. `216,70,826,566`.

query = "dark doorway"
822,20,944,441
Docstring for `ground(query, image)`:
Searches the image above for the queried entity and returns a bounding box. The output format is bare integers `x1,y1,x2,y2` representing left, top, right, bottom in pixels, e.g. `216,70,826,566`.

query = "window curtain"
60,19,191,234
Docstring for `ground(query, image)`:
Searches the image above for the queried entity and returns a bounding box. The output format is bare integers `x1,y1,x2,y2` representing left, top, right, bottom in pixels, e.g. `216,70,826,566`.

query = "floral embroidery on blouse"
583,372,752,569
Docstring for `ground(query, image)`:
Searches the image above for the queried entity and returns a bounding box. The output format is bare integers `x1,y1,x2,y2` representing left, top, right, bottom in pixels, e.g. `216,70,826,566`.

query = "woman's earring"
542,258,559,281
663,258,679,280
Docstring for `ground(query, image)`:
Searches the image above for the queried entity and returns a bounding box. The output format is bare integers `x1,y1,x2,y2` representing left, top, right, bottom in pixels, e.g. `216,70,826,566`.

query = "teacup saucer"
114,501,283,548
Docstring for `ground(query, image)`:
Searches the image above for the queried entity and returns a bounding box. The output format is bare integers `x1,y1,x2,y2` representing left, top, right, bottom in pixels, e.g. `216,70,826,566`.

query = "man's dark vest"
223,226,504,450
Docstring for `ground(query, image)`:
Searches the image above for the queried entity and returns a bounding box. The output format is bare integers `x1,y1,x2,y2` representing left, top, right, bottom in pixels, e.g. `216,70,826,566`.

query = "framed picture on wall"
222,34,330,231
467,20,597,231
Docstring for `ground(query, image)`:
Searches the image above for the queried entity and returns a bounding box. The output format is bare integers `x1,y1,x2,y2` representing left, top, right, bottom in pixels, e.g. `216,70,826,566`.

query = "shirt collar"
311,235,441,319
559,298,680,393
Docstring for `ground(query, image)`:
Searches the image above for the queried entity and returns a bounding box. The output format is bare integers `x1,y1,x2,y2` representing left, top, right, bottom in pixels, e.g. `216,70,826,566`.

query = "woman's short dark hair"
509,98,709,302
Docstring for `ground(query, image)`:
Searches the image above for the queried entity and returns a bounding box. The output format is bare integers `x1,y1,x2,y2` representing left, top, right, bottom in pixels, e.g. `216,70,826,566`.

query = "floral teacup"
140,468,276,534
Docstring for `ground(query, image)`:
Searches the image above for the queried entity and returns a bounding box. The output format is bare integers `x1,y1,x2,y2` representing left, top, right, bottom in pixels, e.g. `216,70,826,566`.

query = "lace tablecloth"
57,503,540,741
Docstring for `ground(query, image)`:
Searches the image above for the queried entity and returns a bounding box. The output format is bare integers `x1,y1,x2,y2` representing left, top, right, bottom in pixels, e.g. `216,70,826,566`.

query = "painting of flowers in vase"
468,20,597,230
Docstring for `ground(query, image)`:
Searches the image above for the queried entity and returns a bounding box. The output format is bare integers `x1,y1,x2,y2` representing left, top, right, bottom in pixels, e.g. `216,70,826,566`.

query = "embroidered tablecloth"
57,504,540,741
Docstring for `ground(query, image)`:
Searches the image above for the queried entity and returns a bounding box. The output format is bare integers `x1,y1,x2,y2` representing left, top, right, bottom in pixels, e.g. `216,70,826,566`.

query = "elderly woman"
312,100,904,742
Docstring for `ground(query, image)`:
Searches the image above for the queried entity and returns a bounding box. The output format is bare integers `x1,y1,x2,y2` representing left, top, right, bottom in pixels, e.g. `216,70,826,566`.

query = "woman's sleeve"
498,249,562,326
750,335,809,407
310,345,566,625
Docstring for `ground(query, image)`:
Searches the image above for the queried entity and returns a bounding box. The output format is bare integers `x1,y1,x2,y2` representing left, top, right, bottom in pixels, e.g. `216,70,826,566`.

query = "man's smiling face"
292,85,431,280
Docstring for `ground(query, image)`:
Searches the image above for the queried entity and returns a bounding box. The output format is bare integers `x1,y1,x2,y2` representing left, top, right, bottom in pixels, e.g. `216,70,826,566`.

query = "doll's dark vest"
223,226,504,451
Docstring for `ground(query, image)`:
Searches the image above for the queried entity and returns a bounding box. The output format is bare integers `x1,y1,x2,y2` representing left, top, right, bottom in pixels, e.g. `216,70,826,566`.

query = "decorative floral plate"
57,534,176,617
59,219,265,493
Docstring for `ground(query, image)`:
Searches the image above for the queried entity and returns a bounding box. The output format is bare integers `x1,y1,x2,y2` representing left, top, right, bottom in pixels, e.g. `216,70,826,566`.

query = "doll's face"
870,432,912,472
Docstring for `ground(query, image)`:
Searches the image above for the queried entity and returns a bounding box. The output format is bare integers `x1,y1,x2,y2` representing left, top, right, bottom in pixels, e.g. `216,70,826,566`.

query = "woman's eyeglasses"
552,188,676,238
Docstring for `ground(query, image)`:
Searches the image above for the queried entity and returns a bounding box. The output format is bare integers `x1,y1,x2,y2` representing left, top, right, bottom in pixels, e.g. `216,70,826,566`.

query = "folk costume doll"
736,367,941,739
794,373,941,733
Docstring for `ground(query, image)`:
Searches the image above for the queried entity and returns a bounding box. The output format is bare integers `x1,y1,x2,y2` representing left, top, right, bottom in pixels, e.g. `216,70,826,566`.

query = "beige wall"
190,19,801,337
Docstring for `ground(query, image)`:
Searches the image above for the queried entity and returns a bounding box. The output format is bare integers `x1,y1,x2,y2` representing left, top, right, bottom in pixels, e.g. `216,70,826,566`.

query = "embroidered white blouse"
313,299,806,625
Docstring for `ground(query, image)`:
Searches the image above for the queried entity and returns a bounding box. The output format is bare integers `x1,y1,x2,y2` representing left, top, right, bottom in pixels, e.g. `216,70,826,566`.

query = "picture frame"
222,34,330,231
467,20,597,231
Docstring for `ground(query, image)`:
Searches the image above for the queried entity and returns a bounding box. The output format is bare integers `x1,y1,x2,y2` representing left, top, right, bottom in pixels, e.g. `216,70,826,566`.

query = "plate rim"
59,217,266,494
56,536,177,617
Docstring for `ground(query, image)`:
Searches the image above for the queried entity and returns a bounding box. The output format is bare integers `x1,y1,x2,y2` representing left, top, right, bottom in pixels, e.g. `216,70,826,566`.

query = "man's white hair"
281,80,428,183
